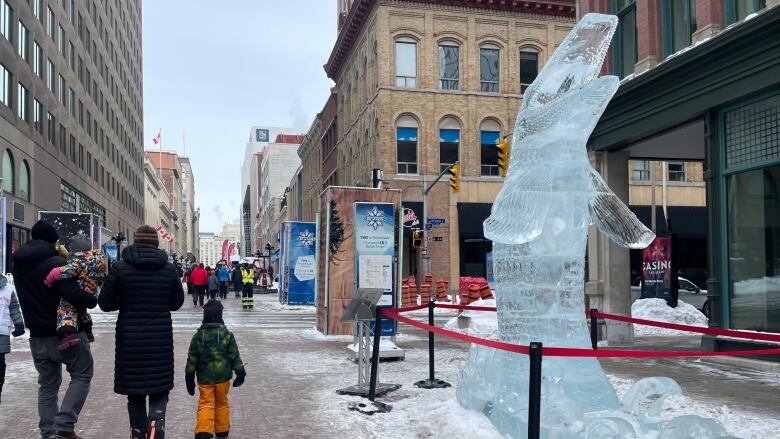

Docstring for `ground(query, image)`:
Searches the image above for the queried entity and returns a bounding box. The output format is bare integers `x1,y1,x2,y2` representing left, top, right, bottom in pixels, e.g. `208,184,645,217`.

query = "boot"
216,432,229,438
147,415,165,439
194,433,213,439
130,427,146,439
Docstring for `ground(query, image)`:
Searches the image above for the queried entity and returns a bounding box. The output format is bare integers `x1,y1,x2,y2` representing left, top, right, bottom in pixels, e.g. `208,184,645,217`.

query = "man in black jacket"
12,221,98,439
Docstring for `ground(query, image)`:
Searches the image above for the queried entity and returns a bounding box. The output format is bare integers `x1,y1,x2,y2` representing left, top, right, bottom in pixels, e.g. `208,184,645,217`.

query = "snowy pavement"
1,295,779,438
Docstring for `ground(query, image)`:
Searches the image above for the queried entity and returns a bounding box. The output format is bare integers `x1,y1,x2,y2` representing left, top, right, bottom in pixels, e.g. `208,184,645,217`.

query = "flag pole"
158,128,162,177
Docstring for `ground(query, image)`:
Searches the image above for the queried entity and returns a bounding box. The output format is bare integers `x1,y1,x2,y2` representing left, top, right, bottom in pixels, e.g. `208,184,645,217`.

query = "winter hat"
69,234,93,254
203,300,224,324
134,225,160,246
31,220,59,243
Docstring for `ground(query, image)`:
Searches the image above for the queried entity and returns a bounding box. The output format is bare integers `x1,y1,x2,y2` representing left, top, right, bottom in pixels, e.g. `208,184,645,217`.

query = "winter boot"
147,414,165,439
130,427,146,439
194,433,213,439
216,432,229,438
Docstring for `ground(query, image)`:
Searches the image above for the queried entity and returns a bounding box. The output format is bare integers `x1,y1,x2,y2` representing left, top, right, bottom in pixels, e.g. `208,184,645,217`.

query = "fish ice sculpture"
457,13,732,439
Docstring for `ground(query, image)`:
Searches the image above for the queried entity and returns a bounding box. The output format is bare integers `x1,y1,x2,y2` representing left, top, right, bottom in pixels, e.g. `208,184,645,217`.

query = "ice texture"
457,14,730,438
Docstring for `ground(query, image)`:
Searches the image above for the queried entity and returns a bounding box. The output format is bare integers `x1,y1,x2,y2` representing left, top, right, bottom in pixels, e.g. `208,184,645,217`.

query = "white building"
260,136,304,251
179,157,200,261
143,156,175,253
199,223,241,267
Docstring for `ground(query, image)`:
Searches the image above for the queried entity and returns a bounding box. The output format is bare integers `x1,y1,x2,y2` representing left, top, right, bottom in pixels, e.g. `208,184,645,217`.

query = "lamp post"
112,231,126,261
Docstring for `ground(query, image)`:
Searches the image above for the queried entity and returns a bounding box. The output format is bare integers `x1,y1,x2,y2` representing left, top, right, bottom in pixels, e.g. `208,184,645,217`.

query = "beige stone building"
628,160,706,207
324,0,576,284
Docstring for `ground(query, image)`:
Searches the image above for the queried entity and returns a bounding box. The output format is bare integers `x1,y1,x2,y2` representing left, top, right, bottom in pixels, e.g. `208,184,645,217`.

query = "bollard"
590,308,598,350
367,308,383,402
528,342,543,439
414,300,451,389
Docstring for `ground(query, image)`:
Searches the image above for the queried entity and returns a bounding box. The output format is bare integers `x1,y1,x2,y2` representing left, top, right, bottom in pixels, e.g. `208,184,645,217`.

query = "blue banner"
282,222,317,306
354,202,396,336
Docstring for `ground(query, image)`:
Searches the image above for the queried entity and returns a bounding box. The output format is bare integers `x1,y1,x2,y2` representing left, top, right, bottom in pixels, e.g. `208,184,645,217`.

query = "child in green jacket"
185,300,246,439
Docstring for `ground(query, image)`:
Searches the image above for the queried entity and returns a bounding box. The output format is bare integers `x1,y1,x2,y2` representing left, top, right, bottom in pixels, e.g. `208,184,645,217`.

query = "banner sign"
354,202,396,336
280,222,317,305
641,235,673,300
255,128,270,142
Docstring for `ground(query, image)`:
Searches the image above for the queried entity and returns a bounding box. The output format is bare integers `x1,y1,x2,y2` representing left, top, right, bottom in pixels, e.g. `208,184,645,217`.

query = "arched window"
396,115,418,174
395,37,417,88
438,41,460,90
520,48,540,94
2,149,14,194
439,117,460,173
480,44,500,93
480,119,501,176
19,159,30,201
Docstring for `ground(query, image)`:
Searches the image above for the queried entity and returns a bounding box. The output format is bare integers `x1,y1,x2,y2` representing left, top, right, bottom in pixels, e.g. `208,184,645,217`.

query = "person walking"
216,265,230,299
191,264,208,307
183,267,194,299
240,265,255,309
185,300,246,439
98,225,185,439
0,273,26,403
12,221,97,439
207,268,219,301
230,266,242,299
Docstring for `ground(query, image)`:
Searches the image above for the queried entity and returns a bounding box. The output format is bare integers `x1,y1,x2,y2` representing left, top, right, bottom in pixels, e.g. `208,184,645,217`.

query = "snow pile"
632,298,708,336
443,299,498,340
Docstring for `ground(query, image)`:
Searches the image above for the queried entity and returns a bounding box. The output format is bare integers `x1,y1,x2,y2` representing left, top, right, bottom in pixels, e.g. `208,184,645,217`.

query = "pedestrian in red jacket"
191,264,208,307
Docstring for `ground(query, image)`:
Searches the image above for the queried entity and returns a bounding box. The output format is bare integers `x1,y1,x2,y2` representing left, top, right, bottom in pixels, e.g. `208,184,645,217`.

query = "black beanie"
203,300,224,324
31,220,59,243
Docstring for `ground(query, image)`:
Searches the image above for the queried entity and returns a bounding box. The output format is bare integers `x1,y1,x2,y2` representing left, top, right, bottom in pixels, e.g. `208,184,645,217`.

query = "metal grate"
724,94,780,169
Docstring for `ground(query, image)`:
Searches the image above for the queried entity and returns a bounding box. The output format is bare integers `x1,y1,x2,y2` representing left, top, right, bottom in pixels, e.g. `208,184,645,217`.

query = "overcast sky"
142,1,336,234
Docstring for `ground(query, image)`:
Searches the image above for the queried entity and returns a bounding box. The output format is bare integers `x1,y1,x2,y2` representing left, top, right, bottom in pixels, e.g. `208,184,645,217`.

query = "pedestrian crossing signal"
497,139,510,176
449,163,460,193
412,229,423,248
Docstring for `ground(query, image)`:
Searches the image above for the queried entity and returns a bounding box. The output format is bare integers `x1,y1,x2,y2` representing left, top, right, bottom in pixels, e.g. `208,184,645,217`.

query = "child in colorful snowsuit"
45,236,108,344
186,300,246,439
0,274,25,403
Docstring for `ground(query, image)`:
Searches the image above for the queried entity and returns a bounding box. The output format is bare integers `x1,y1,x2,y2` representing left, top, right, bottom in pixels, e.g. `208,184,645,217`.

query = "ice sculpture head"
483,13,654,249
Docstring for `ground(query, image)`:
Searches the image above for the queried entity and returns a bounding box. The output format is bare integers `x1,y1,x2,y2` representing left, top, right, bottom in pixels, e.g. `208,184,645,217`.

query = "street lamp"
112,231,126,261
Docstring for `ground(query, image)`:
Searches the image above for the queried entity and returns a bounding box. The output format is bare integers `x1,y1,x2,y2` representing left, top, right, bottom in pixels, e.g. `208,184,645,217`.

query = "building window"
396,116,418,174
47,112,55,143
19,160,29,201
18,21,28,61
668,161,686,182
662,0,696,56
47,59,54,91
68,41,75,67
78,143,84,169
0,64,9,107
439,117,460,173
395,38,417,88
34,0,42,22
520,49,539,94
58,25,64,53
438,42,459,90
69,134,76,163
725,0,767,24
58,75,65,104
2,149,14,194
17,83,28,121
613,0,637,79
480,45,500,92
631,160,651,181
68,87,75,115
0,1,11,43
33,41,42,77
34,99,42,133
480,120,501,176
47,7,54,39
59,124,66,153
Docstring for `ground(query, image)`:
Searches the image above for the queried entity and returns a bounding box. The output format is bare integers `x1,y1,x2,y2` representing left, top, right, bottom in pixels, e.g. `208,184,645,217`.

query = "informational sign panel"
353,202,396,336
641,235,673,300
280,221,317,305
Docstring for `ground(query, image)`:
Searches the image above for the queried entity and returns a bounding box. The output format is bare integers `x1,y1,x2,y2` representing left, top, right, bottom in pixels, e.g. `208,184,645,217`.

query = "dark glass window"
480,47,500,92
613,0,637,78
668,161,686,182
439,44,459,90
439,128,459,173
520,50,539,94
480,130,500,176
396,126,418,174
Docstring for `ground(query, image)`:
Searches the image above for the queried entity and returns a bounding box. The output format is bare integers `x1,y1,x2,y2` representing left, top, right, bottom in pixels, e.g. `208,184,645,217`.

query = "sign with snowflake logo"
364,205,385,230
297,229,315,247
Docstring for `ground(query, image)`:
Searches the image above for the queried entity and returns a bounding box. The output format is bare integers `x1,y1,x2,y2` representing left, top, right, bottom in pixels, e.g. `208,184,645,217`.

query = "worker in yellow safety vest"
240,264,255,309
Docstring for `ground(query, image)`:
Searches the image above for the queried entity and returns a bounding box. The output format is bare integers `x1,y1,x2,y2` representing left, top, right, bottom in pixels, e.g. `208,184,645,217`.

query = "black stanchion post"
590,308,598,350
428,299,435,381
367,308,383,402
528,342,543,439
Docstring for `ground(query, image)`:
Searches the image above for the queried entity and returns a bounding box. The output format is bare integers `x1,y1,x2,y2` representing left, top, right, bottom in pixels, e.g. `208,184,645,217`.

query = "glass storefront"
723,93,780,332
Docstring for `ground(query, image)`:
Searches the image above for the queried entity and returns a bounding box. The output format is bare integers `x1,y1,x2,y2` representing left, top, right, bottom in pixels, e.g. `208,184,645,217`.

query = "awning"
457,203,492,238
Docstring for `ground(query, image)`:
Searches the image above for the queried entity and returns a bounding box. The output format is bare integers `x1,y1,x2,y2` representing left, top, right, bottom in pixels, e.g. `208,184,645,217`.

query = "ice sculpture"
457,14,731,438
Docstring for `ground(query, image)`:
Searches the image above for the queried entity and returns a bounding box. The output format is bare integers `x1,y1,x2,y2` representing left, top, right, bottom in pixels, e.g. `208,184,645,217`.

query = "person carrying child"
185,300,246,439
44,235,107,349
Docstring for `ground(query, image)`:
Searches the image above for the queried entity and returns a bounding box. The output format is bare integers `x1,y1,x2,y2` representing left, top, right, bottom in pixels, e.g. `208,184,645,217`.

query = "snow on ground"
254,298,317,313
631,298,708,336
443,299,498,340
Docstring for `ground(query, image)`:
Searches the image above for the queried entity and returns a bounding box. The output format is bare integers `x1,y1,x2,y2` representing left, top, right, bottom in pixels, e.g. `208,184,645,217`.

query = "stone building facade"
324,0,575,284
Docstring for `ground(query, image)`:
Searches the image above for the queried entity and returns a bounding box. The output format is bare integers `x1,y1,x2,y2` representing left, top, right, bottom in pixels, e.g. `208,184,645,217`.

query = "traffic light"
497,138,511,176
412,229,423,248
448,163,460,193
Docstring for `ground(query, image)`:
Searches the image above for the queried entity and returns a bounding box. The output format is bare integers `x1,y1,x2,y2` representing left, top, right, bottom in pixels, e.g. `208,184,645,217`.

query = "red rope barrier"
384,305,780,358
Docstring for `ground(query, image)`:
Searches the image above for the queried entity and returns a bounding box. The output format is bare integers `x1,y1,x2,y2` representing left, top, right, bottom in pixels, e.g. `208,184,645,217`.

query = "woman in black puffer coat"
99,226,184,439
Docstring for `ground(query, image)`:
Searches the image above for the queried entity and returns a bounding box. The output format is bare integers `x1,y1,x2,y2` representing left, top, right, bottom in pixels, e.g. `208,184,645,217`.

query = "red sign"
641,235,672,300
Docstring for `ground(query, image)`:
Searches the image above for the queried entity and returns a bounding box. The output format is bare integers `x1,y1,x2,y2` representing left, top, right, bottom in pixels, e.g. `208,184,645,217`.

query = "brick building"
323,0,576,285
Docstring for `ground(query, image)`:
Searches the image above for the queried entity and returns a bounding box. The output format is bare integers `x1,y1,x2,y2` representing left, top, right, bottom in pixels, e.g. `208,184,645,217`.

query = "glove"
185,373,196,396
12,326,25,337
233,369,246,388
44,267,62,288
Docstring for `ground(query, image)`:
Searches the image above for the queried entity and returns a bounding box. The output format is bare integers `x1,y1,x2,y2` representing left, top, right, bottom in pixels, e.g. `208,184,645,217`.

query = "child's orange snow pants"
195,381,231,436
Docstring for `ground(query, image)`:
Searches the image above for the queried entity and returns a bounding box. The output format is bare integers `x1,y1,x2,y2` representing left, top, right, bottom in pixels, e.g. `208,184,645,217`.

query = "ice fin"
588,168,655,249
620,377,681,427
660,415,732,439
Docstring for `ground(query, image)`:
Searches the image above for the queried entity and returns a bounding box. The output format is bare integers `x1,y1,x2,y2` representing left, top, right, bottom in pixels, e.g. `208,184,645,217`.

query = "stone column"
635,0,662,73
693,0,725,44
586,151,634,345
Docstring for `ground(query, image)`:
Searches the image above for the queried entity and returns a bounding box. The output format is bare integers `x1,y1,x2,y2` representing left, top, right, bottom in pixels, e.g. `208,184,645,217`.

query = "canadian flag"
152,130,161,145
156,226,173,243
